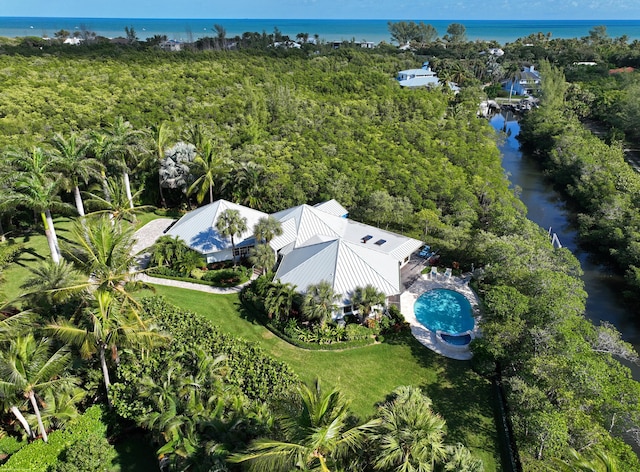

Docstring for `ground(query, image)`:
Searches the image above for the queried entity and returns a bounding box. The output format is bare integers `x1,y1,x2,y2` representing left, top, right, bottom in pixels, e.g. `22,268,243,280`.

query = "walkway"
400,273,481,361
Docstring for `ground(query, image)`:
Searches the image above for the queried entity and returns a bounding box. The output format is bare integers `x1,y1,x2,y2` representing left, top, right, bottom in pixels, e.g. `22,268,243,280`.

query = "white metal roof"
274,238,400,305
271,204,422,264
166,200,268,254
313,199,348,217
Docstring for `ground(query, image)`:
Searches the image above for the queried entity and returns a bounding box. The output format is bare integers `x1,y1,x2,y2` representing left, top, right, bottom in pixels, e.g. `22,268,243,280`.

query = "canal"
490,112,640,368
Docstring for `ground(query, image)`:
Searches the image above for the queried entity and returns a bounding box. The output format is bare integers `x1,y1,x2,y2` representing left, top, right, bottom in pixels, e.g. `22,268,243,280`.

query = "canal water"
490,113,640,365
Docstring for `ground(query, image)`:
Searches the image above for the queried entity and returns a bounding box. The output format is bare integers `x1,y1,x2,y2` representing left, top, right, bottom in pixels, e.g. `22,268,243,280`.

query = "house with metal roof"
165,199,288,263
167,199,423,306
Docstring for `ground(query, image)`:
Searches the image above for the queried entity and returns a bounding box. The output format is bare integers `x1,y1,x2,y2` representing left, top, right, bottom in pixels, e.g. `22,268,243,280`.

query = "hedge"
0,405,108,472
264,322,378,351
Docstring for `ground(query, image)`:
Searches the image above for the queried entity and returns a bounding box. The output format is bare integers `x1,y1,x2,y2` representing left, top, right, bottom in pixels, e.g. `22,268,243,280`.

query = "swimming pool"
413,289,474,335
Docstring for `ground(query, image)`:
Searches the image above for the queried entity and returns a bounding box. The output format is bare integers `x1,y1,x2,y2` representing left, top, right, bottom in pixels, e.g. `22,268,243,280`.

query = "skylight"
374,239,387,246
361,235,373,243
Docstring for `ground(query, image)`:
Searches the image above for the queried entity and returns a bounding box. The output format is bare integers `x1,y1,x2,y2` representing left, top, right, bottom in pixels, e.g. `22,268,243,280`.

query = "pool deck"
400,272,481,361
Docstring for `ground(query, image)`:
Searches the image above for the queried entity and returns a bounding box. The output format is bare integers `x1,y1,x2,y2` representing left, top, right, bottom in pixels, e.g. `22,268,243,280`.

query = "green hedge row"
264,322,377,351
0,405,108,472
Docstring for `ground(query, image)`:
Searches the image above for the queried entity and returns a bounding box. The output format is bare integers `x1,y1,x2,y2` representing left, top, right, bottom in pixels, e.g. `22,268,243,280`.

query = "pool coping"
400,273,481,361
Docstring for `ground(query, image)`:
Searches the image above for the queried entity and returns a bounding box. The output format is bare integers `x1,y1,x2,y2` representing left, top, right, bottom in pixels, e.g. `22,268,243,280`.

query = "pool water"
441,333,472,346
414,289,474,335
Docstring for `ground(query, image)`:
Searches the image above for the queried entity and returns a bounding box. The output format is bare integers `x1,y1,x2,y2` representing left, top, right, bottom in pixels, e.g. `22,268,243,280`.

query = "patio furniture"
444,267,452,279
430,266,438,279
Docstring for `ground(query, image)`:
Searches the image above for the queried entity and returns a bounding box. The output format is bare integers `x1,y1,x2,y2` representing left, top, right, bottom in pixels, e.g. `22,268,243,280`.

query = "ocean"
2,17,640,45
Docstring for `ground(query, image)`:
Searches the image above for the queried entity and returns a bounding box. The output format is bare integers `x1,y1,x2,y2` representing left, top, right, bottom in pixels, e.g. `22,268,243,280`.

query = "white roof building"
166,199,269,262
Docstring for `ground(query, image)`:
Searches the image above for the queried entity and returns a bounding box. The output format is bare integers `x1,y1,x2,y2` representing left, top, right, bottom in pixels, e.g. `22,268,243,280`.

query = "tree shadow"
423,358,501,463
12,247,46,267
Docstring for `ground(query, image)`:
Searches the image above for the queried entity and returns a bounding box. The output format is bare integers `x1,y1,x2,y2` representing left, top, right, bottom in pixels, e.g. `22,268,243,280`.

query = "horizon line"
2,16,640,22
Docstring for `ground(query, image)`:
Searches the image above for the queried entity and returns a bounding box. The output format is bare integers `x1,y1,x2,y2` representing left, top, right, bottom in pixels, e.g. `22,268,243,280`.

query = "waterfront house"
502,65,542,96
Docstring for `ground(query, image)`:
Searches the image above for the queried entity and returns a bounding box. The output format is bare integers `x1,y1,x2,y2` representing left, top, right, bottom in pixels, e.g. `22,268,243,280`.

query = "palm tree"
51,132,103,217
149,235,188,268
228,160,265,209
101,116,147,209
89,132,115,203
188,137,230,204
20,259,84,312
444,443,484,472
48,289,165,407
504,62,520,103
2,147,73,264
371,385,448,472
553,448,618,472
0,334,77,442
303,281,339,328
264,281,298,321
63,216,141,297
149,122,173,208
216,208,248,267
230,380,380,472
253,216,283,244
351,285,386,324
250,243,275,275
84,176,154,223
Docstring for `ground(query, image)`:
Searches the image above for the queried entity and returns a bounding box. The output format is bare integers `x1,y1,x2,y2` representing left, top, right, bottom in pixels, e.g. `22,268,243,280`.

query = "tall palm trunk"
73,185,85,217
158,174,166,208
0,217,5,242
28,391,47,442
99,345,112,408
209,183,213,204
41,210,61,264
10,405,34,439
123,171,134,209
101,170,111,203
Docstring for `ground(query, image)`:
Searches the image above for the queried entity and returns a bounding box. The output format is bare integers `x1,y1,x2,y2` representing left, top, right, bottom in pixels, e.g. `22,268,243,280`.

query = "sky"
1,0,640,20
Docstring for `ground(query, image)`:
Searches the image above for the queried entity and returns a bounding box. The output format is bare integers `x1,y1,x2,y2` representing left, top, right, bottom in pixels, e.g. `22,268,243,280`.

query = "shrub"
50,435,117,472
344,323,373,341
190,268,205,280
0,436,25,456
0,405,109,472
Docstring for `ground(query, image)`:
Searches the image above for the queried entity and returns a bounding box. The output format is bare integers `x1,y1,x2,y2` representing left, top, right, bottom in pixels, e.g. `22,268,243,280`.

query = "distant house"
502,65,542,96
167,199,422,309
160,40,182,52
63,37,83,46
396,62,459,92
331,40,377,49
396,62,441,88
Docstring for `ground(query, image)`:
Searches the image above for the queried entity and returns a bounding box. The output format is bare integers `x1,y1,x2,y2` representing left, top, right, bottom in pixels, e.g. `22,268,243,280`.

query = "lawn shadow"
423,358,501,465
12,247,46,267
235,298,267,325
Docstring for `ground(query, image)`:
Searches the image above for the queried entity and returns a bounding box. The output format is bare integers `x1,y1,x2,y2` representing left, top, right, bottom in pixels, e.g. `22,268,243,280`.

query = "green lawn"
144,285,502,470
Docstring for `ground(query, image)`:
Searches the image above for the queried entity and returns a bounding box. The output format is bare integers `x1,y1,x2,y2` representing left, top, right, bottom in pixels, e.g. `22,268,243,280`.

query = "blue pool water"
414,289,474,335
441,333,472,346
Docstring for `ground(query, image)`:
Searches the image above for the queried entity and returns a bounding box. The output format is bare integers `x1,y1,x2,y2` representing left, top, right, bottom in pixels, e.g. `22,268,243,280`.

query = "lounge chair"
444,267,452,279
430,266,438,279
